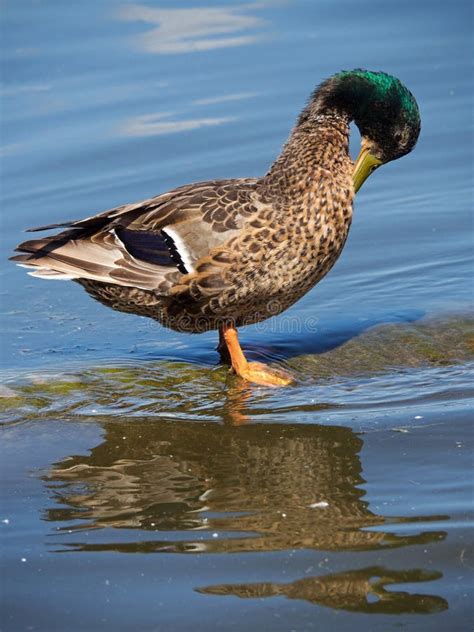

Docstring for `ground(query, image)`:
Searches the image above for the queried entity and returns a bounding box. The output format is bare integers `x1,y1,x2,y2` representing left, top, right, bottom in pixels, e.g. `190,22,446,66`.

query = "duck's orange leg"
220,324,294,387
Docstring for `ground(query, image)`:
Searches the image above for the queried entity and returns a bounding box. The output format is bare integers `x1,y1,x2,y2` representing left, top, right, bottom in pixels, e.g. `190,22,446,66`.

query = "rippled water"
1,1,473,630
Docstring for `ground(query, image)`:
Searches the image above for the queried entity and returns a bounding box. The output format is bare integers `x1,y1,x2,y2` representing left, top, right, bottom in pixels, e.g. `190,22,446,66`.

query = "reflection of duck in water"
12,70,420,386
43,420,444,554
197,566,448,615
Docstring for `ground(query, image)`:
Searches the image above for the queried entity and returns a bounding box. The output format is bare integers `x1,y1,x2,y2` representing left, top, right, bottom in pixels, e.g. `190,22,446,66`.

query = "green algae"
1,314,472,425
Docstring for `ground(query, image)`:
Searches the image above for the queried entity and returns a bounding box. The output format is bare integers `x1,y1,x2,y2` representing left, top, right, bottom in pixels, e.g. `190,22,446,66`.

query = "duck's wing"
11,178,259,293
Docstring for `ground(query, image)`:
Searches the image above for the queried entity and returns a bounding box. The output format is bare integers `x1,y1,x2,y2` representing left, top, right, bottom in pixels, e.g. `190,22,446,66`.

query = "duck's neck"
261,111,352,201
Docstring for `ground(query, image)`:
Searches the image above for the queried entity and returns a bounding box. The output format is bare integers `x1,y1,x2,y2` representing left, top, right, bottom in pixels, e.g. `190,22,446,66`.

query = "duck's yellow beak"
353,139,382,193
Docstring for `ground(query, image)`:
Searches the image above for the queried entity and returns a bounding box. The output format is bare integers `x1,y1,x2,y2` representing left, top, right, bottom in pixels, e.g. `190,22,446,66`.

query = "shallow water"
1,1,473,630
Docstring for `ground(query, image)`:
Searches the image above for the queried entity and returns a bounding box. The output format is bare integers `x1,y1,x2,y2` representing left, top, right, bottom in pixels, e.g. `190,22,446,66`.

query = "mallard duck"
11,69,420,386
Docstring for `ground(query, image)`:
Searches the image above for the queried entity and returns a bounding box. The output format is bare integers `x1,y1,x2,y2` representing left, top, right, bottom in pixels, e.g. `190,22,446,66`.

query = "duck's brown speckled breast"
218,173,355,328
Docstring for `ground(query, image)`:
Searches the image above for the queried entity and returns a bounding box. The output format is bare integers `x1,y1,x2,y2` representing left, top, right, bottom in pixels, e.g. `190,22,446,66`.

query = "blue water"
1,1,473,630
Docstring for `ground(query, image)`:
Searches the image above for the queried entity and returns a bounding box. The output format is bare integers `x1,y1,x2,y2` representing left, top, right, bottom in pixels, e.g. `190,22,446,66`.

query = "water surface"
1,1,473,630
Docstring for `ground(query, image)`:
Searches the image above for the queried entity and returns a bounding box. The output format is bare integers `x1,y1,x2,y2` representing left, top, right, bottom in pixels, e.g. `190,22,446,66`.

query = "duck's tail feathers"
25,220,76,232
10,226,175,292
12,257,78,280
10,231,123,283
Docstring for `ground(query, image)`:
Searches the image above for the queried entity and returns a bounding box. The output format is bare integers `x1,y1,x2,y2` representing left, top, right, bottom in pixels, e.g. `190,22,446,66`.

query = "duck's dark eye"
393,132,402,143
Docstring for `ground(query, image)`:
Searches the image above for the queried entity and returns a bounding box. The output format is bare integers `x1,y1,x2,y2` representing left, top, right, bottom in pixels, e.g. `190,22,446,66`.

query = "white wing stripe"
161,227,195,273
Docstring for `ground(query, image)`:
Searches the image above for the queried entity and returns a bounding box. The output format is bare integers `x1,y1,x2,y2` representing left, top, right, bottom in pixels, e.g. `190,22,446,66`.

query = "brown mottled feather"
12,115,354,333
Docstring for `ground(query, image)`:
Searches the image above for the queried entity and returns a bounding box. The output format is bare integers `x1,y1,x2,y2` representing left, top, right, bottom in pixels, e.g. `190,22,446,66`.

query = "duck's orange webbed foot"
238,361,294,387
220,325,294,388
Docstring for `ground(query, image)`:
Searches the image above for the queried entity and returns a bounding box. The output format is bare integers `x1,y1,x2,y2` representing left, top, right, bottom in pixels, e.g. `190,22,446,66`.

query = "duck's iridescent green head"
306,69,421,191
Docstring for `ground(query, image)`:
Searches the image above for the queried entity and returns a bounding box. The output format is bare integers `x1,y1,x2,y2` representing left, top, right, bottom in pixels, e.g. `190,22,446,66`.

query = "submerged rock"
292,314,474,379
